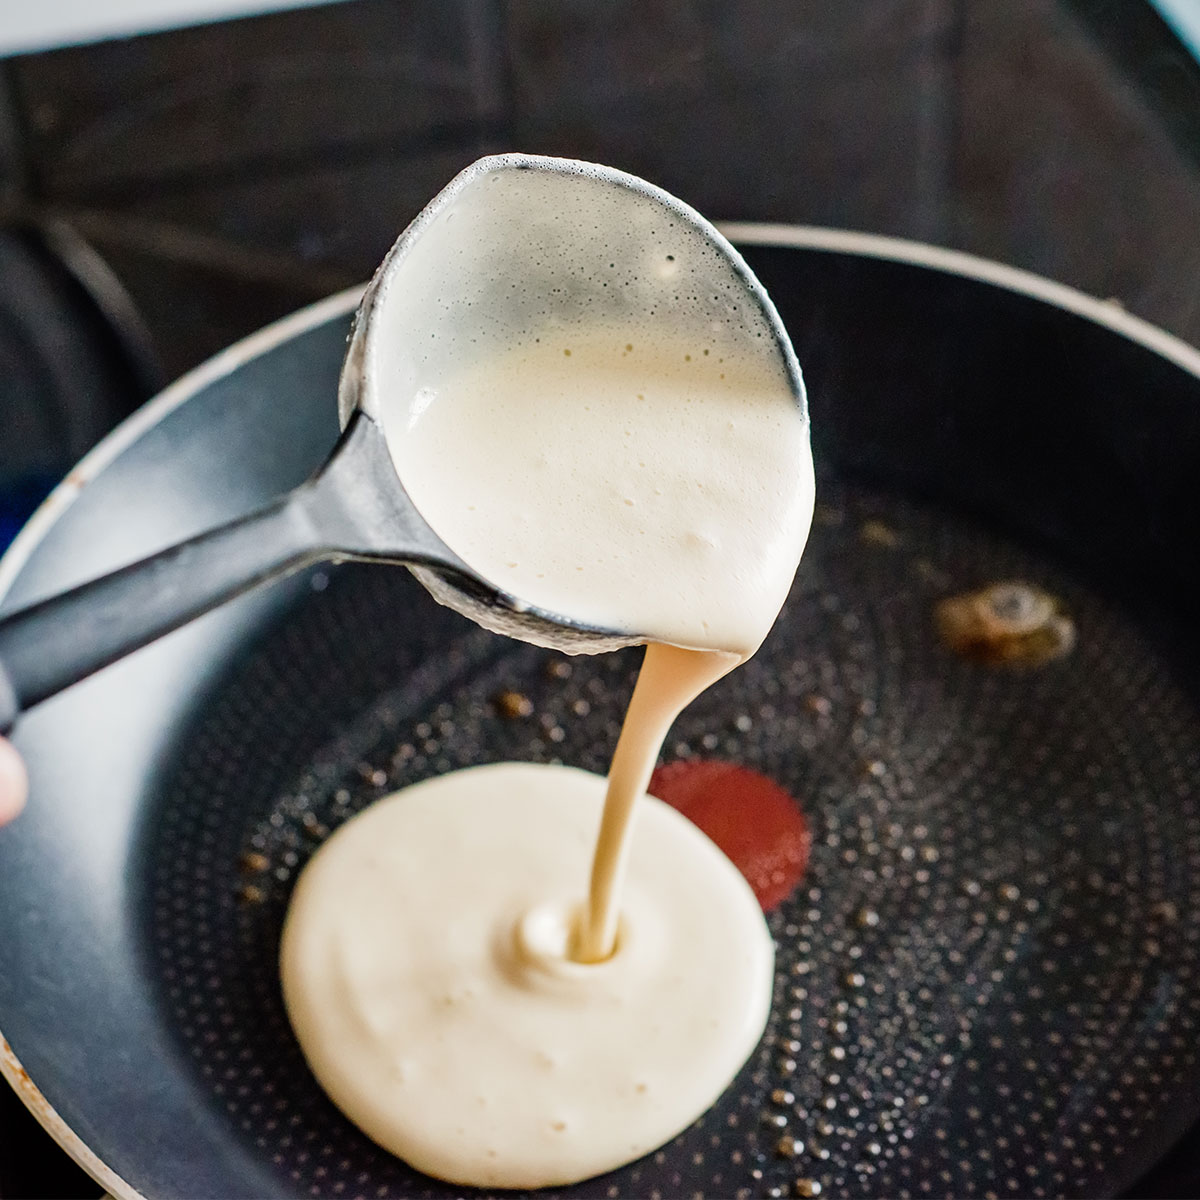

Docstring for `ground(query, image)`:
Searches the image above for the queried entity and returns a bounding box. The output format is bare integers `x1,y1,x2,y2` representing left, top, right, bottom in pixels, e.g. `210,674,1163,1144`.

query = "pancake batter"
281,763,773,1190
281,158,814,1188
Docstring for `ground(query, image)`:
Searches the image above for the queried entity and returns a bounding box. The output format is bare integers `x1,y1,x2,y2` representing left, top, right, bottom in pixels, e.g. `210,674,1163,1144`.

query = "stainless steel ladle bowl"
0,153,805,733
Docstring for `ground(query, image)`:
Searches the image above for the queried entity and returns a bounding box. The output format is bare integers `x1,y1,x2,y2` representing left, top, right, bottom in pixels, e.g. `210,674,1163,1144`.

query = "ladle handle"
0,495,325,735
0,413,472,734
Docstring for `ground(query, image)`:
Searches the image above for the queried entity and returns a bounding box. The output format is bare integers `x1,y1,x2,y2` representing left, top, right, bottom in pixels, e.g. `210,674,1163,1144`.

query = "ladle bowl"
0,154,806,733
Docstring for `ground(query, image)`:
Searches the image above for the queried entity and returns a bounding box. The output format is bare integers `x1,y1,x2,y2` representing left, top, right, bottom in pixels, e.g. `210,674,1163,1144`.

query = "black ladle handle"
0,413,465,735
0,494,327,734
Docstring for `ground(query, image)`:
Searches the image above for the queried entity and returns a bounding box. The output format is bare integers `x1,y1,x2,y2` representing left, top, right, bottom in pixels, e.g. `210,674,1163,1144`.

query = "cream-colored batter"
280,763,773,1189
388,330,813,963
389,333,814,658
575,642,739,961
282,158,814,1188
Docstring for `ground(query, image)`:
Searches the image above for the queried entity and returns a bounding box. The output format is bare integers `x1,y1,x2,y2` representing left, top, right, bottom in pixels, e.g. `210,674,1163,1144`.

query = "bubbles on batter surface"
361,155,797,429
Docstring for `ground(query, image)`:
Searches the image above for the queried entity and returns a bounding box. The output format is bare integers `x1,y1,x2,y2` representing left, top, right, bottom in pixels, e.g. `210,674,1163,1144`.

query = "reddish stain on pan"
649,759,810,911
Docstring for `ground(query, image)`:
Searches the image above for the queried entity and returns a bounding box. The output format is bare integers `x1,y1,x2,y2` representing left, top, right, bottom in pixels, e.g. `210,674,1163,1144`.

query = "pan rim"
0,283,366,609
1,223,1199,1198
721,222,1200,381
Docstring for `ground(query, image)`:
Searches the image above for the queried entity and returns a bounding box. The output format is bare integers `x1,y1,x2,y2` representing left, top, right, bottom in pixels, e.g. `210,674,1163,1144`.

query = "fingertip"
0,737,28,826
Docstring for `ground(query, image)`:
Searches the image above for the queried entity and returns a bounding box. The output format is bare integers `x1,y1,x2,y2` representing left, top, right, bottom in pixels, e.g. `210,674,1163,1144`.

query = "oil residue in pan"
143,477,1200,1200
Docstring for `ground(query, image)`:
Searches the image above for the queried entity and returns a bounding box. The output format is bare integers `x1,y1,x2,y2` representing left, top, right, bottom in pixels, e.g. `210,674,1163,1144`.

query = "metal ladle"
0,154,805,734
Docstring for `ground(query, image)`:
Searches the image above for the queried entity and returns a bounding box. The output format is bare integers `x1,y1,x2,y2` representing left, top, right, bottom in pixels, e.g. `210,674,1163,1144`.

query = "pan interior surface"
142,472,1200,1200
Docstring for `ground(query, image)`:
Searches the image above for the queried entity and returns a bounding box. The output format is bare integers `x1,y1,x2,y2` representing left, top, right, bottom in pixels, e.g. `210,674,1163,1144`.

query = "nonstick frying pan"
2,227,1199,1200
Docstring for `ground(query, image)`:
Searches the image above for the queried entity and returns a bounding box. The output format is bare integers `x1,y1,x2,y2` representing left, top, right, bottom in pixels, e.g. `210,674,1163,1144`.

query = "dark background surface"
5,0,1200,523
1,1,1199,1196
